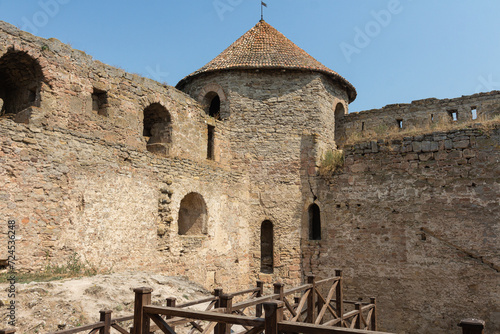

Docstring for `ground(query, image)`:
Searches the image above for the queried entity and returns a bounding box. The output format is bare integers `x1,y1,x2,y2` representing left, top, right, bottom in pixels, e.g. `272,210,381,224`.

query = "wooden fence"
0,272,486,334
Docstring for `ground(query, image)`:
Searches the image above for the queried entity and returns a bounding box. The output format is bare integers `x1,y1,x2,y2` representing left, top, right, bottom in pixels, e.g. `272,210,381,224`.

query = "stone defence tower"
177,20,356,282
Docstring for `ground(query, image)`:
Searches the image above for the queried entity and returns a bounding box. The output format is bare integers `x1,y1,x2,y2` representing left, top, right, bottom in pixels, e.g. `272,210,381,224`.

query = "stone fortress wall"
338,90,500,145
0,21,254,290
303,126,500,333
0,20,499,333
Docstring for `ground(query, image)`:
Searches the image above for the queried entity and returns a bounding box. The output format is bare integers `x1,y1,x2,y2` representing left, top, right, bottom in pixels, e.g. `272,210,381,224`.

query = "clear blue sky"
1,0,499,112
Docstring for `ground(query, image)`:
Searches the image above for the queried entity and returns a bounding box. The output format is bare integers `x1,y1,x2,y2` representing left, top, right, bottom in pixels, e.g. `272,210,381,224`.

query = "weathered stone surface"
0,19,499,334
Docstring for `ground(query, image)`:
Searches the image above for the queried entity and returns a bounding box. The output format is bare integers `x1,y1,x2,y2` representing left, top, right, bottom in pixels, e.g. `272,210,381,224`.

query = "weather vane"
261,1,267,21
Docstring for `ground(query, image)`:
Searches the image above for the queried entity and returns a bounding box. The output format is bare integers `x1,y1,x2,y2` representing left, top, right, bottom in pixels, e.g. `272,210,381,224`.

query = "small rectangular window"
448,110,458,122
471,107,477,120
361,122,365,131
92,88,108,116
397,119,403,129
207,125,215,160
430,114,434,122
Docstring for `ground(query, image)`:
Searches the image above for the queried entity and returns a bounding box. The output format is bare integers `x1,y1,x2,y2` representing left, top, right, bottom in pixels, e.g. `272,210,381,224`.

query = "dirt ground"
0,271,211,333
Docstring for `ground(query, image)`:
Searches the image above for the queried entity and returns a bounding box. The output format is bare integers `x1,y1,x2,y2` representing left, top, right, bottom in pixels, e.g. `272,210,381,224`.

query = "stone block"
434,151,448,160
405,153,419,161
463,149,476,158
453,139,470,149
418,153,433,161
412,141,422,153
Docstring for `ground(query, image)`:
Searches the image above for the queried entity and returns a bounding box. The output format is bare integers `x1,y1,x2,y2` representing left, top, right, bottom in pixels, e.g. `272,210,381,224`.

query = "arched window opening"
178,193,208,236
261,220,274,274
0,50,43,119
308,204,321,240
203,92,221,120
143,103,172,155
334,103,346,147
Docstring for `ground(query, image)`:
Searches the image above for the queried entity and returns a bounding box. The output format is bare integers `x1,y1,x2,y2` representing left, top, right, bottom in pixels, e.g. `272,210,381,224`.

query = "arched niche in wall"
0,49,44,122
143,102,172,155
308,203,321,241
334,102,346,148
261,220,274,274
178,192,208,236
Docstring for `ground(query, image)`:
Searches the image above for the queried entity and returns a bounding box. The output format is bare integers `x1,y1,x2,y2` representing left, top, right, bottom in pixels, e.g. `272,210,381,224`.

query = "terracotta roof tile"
177,20,356,102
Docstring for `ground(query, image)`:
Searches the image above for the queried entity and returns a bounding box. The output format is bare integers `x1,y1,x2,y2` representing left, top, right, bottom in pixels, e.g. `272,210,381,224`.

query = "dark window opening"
308,204,321,240
471,107,477,120
203,92,221,120
430,114,434,122
207,125,215,160
261,220,274,274
397,119,403,129
143,103,172,154
361,122,365,131
178,193,208,235
209,95,220,119
449,110,458,122
0,50,43,118
92,88,108,116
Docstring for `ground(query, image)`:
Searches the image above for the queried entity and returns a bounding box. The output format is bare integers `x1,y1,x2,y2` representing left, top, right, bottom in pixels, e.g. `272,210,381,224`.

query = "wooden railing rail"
227,287,261,298
177,296,218,308
282,283,314,296
231,293,279,310
145,306,265,327
45,309,132,334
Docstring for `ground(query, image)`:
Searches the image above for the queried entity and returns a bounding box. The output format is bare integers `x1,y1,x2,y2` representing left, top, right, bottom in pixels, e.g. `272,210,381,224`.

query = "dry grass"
344,114,500,146
0,252,108,283
319,149,344,176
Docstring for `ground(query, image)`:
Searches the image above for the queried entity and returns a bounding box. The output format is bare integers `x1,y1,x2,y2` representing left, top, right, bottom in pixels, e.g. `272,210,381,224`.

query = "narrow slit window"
361,122,365,131
431,114,434,122
260,220,274,274
308,204,321,240
207,125,215,160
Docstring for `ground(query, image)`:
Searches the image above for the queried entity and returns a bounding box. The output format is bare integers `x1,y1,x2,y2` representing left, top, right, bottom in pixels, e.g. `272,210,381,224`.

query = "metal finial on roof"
261,1,267,21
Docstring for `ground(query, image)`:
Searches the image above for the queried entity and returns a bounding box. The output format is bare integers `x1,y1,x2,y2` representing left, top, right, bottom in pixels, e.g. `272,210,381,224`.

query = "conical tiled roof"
176,20,356,102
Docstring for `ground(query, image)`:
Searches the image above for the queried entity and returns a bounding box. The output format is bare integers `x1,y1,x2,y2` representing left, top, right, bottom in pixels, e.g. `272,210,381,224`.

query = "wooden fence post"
335,269,344,327
166,297,176,331
256,280,264,317
132,287,152,334
355,303,363,329
217,294,234,334
214,288,223,308
370,297,377,331
213,288,224,334
99,310,112,334
273,282,284,301
264,301,284,334
306,275,316,323
459,319,485,334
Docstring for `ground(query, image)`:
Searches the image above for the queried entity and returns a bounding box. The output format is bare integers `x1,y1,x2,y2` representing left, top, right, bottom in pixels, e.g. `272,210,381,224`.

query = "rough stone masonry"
0,19,498,333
